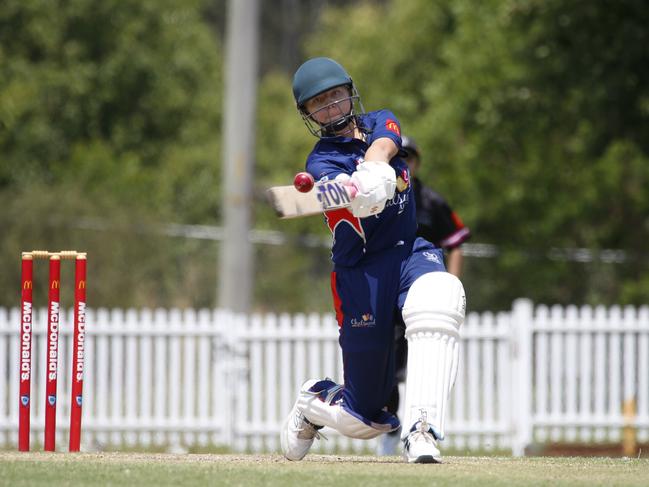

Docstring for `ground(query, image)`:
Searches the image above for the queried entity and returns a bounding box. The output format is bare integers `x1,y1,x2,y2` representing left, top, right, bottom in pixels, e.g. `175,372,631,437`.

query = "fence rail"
1,300,648,455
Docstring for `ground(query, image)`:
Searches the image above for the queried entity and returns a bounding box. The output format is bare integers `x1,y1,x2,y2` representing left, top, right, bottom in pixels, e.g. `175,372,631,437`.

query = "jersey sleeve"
438,209,471,249
366,109,402,150
305,151,350,182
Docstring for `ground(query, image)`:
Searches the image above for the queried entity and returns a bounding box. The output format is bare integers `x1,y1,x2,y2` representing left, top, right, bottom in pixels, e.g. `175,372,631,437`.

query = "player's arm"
341,137,399,218
353,110,402,201
437,206,470,277
364,136,399,164
354,134,399,193
445,247,464,277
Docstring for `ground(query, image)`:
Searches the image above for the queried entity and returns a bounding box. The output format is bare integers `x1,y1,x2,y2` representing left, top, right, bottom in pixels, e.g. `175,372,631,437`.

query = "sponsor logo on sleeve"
385,119,401,136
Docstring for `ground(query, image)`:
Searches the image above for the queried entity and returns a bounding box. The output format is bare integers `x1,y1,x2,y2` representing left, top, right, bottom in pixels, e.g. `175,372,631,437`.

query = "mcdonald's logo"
23,281,33,290
78,281,86,289
385,119,401,136
51,280,59,289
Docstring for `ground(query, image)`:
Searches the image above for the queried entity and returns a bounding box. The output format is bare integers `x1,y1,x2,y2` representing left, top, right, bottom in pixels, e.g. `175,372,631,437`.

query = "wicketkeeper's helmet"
401,135,421,159
292,57,365,137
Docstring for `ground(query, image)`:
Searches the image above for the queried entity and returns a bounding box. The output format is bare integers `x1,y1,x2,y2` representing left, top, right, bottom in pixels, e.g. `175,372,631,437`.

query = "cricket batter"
378,135,472,455
280,57,466,463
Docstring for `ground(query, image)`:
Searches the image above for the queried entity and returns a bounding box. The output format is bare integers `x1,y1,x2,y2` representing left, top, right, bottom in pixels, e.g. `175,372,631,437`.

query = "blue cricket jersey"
305,110,417,267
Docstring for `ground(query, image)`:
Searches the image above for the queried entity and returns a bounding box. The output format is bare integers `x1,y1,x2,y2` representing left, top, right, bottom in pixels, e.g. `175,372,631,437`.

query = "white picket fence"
1,299,648,455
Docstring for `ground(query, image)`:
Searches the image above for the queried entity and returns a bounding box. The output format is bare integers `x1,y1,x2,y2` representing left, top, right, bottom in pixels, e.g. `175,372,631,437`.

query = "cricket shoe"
403,418,442,464
280,379,326,461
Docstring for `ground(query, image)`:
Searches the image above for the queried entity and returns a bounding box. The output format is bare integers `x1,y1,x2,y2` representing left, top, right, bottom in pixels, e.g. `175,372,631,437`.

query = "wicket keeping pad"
266,180,354,218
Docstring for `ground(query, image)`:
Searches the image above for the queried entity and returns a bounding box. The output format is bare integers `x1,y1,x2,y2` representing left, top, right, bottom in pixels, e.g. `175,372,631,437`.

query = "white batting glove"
356,161,397,200
348,169,388,218
334,173,352,185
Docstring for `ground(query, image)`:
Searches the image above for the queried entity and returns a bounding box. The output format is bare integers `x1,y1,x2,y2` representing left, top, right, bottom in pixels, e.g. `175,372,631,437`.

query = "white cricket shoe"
280,379,325,461
403,419,442,463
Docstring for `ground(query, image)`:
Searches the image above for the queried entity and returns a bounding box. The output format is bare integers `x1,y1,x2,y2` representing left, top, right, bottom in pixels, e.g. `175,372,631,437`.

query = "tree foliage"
0,0,221,211
0,0,222,308
304,0,649,309
0,0,647,311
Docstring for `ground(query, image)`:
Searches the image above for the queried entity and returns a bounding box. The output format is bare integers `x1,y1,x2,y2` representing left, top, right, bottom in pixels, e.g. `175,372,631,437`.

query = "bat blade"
266,180,354,218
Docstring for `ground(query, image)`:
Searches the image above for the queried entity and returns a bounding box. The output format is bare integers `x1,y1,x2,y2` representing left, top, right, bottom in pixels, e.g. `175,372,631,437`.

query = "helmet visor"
300,88,364,138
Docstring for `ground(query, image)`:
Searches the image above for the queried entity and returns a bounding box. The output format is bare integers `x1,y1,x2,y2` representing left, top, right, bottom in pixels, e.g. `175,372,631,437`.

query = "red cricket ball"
293,172,315,193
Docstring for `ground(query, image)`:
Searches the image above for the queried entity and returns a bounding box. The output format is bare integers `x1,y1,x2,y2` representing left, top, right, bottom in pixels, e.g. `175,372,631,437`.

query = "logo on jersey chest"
396,168,410,192
382,168,410,214
384,192,409,214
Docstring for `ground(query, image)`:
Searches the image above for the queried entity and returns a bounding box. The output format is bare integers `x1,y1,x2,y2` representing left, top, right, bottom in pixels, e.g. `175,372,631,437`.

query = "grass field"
1,452,648,486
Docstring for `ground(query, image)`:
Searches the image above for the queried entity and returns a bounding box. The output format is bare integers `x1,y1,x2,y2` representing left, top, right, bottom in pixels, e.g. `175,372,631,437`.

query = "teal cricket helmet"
292,57,365,137
292,57,353,107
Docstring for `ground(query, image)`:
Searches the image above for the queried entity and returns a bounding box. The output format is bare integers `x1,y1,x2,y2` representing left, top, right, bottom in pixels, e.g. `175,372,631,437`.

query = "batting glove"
348,169,388,218
356,161,397,200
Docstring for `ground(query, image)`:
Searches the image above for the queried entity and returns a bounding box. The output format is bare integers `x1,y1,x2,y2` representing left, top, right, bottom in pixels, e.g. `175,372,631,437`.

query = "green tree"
3,0,647,312
0,0,223,308
302,0,649,309
254,71,335,312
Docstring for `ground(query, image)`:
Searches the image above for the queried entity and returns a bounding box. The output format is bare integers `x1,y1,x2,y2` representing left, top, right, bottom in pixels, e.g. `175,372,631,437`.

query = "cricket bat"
266,179,356,219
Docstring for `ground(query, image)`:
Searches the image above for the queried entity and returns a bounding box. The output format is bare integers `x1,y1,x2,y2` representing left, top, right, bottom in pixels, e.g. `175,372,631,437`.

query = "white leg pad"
298,382,396,440
401,272,466,440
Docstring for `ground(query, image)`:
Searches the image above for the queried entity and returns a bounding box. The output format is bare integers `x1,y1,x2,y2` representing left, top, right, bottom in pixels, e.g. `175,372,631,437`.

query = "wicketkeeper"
280,57,466,463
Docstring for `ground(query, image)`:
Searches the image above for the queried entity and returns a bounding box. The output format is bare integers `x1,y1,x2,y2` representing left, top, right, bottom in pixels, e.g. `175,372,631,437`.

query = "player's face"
304,86,353,127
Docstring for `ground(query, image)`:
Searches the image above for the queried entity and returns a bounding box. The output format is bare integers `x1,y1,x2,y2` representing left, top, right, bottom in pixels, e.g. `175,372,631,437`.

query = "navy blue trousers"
330,238,446,426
